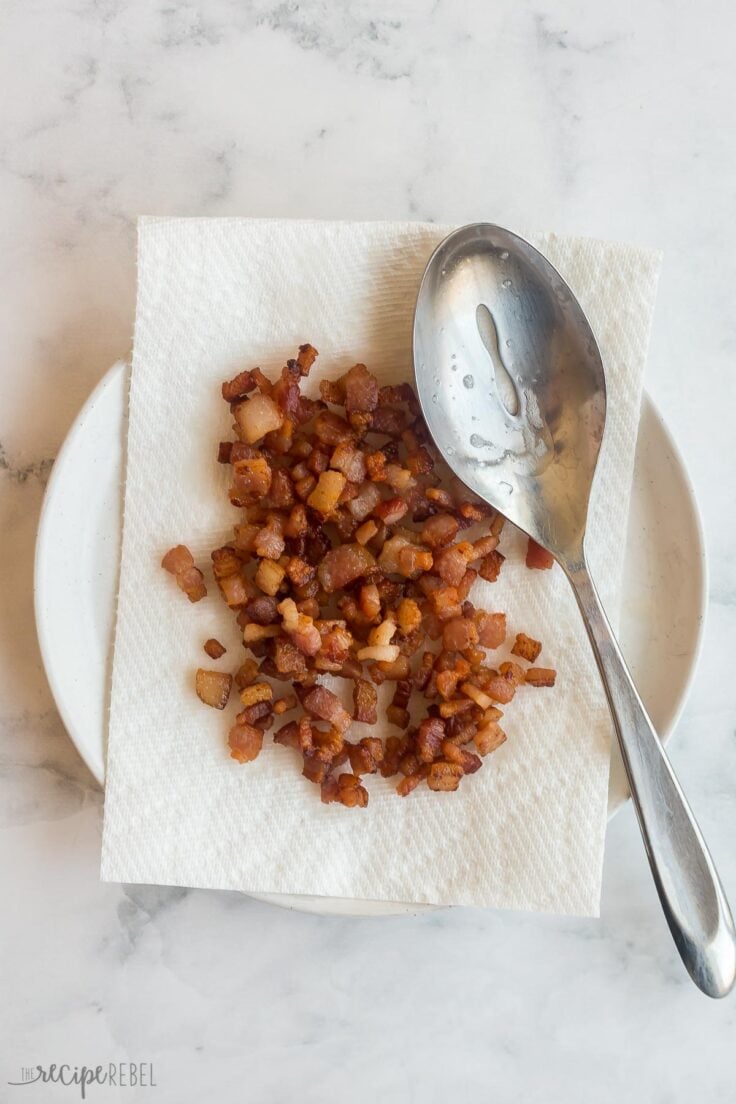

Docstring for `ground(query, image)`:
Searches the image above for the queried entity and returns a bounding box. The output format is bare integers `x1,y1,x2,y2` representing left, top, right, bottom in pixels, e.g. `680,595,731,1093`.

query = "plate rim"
33,361,709,916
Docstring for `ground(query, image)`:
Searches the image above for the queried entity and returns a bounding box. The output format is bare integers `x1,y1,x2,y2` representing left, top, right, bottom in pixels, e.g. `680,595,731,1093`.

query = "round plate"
34,362,707,917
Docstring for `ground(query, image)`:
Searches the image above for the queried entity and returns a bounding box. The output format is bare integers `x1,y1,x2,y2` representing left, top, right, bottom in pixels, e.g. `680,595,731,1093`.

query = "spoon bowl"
414,223,605,567
413,223,736,998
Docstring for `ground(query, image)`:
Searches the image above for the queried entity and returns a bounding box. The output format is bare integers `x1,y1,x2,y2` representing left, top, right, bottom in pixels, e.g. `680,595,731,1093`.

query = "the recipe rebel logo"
8,1062,157,1098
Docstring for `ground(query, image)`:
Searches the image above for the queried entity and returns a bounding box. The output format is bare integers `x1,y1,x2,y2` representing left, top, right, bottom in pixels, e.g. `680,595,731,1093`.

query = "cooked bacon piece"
255,558,286,597
396,597,422,635
416,717,445,763
274,720,300,748
442,617,479,652
427,761,463,791
406,446,434,476
442,740,482,774
222,368,257,403
302,685,352,734
243,595,278,626
232,523,260,554
329,441,367,483
313,410,353,445
302,753,331,784
357,644,400,664
346,480,382,521
230,457,273,505
273,694,297,715
358,582,381,621
526,537,554,570
284,503,309,538
469,534,499,561
433,544,469,587
269,468,295,509
307,447,330,475
428,585,462,623
203,638,226,659
484,675,516,704
234,393,284,444
273,636,309,680
425,486,454,510
307,470,346,515
162,545,208,602
421,513,459,549
239,682,273,708
195,669,232,709
285,556,315,587
525,667,557,687
237,700,272,726
474,611,506,649
474,721,507,756
317,543,376,592
296,343,318,375
228,721,264,763
478,549,505,583
343,363,379,414
352,678,378,724
315,622,352,670
511,632,542,663
499,660,526,687
278,597,322,656
346,736,384,775
217,441,233,463
374,496,408,526
243,623,281,644
255,517,286,561
333,773,369,808
320,377,346,405
370,406,406,435
396,765,429,796
460,681,494,711
234,658,259,688
354,518,378,545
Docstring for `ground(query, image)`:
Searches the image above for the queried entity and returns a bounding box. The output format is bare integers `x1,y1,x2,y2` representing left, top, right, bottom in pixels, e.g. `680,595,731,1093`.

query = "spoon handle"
567,562,736,998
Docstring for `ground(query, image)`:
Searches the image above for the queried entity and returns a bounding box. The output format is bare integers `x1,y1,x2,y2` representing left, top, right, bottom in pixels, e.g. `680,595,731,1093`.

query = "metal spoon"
413,222,735,998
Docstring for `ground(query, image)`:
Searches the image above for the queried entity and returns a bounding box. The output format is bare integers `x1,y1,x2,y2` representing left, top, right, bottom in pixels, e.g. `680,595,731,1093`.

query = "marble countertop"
2,2,735,1100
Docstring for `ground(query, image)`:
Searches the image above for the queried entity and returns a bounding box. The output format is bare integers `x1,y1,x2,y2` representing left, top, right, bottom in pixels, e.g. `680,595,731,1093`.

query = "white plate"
34,362,708,917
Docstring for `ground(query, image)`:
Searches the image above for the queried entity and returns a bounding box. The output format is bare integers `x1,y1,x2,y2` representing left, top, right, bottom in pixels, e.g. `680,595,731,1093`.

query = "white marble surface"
2,1,735,1100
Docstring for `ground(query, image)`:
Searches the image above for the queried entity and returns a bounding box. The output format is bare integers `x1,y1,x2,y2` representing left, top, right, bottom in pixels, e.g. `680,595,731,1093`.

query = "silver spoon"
413,222,735,998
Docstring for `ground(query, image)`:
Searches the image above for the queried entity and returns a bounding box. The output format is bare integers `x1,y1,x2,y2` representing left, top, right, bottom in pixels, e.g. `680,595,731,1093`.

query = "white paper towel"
101,218,660,915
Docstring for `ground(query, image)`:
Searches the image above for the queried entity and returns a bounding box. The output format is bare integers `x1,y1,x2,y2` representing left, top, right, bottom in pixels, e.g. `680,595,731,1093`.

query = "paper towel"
101,218,660,914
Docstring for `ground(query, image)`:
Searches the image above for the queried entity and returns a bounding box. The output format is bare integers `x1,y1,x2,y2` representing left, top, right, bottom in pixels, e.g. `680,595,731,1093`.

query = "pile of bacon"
162,345,556,808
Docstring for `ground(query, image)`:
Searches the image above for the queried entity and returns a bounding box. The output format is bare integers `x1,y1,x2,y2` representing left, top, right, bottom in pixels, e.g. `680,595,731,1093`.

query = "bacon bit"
234,658,259,688
353,678,378,724
485,675,517,704
320,377,346,405
474,611,506,649
234,393,284,444
343,363,379,414
433,544,469,587
222,368,257,403
354,518,378,545
416,717,445,763
255,558,286,597
474,722,507,756
296,343,318,375
442,740,482,774
239,682,273,708
317,543,376,592
162,545,208,602
203,638,226,659
460,681,493,711
302,685,352,734
427,761,463,791
511,632,542,663
313,410,353,445
273,694,297,715
442,617,479,652
230,457,273,505
397,765,429,796
526,537,555,570
273,720,299,748
358,583,381,621
396,597,422,635
357,644,400,664
478,549,506,583
525,667,557,687
405,447,434,476
195,669,232,709
498,661,526,687
347,737,384,775
243,623,281,644
278,597,322,656
228,722,264,763
254,517,286,560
